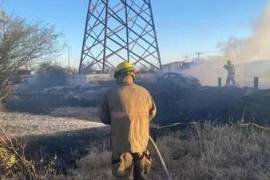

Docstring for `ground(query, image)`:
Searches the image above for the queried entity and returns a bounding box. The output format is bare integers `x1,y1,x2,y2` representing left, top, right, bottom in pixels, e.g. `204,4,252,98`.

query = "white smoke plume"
184,1,270,86
222,2,270,61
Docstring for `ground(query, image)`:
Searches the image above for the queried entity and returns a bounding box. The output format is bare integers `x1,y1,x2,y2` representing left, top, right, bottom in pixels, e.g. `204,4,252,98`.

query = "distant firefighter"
224,60,236,86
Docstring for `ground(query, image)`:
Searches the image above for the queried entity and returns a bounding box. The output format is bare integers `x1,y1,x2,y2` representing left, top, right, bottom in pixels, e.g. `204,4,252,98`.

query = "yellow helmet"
114,61,135,78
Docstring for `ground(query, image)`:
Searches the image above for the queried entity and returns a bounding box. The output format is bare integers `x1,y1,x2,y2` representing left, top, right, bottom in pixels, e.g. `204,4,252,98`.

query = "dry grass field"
2,113,269,180
68,123,270,180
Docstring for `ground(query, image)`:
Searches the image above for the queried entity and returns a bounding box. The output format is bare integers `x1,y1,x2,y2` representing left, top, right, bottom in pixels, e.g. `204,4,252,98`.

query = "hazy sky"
3,0,268,67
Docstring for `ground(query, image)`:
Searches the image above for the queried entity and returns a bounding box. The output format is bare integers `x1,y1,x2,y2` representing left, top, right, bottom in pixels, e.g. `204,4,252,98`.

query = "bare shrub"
0,123,37,179
0,81,11,108
0,10,58,106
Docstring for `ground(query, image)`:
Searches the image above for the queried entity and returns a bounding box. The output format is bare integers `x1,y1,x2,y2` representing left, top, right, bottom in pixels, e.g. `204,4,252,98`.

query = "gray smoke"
184,2,270,86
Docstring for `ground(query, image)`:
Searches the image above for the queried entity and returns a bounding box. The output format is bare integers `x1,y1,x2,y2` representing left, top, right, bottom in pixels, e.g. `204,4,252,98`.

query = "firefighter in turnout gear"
99,61,157,180
224,60,236,86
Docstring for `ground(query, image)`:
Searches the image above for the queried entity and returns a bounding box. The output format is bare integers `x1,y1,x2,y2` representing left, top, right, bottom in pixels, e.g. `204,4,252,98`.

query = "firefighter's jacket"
224,64,236,75
99,81,156,159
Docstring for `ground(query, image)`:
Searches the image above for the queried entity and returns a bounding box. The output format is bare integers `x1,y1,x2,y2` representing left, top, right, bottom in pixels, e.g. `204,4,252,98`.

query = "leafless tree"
0,10,58,105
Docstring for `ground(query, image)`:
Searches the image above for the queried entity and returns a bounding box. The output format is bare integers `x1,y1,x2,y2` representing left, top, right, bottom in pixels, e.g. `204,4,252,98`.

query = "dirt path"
0,111,168,173
0,111,110,173
0,111,105,137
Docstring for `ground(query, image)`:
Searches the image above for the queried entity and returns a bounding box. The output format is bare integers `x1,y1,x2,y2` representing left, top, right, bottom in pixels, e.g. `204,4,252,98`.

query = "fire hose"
149,136,172,180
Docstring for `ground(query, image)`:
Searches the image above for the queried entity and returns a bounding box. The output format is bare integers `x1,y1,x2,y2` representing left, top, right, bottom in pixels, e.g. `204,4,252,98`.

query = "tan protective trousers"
112,151,151,180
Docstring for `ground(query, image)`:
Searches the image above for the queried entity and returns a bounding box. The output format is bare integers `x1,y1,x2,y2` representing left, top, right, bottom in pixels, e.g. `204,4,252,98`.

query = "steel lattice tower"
79,0,162,73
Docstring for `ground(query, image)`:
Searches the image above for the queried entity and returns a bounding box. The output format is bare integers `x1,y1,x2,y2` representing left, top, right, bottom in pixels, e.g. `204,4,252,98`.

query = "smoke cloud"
184,2,270,86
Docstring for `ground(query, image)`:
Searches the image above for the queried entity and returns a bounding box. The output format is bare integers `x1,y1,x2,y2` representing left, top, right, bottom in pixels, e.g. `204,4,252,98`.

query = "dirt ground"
0,107,104,137
0,109,111,173
50,107,100,122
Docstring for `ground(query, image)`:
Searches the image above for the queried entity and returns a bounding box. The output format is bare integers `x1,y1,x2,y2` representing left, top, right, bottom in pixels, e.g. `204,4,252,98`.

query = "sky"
2,0,268,68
